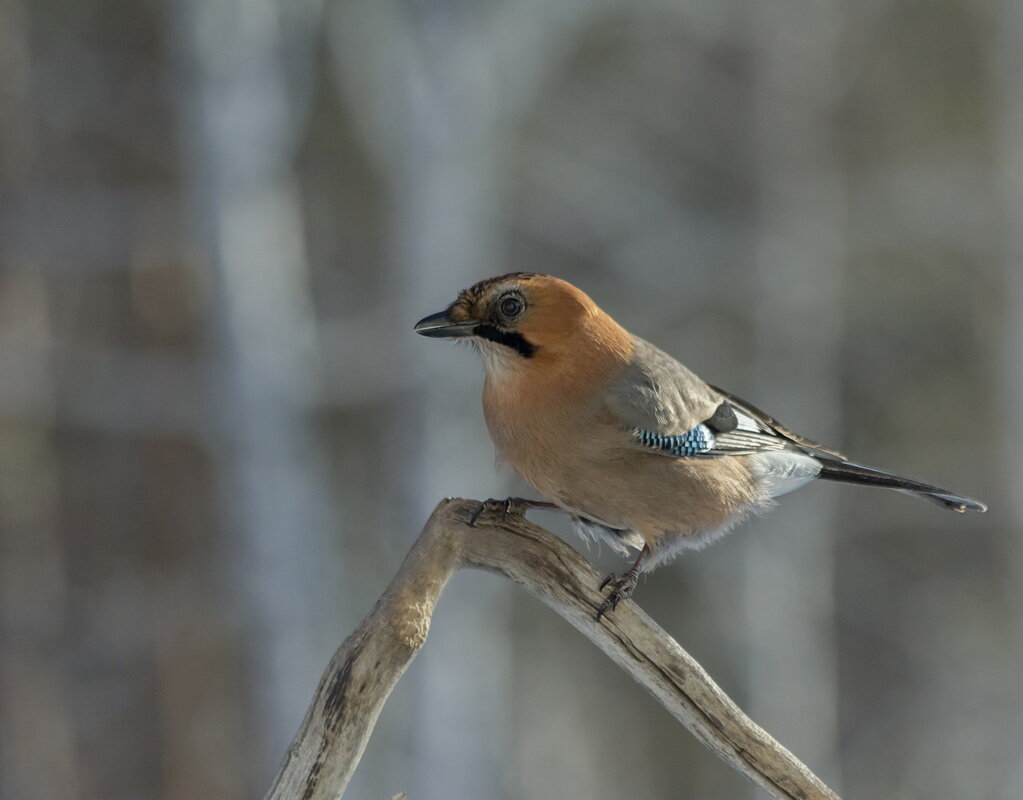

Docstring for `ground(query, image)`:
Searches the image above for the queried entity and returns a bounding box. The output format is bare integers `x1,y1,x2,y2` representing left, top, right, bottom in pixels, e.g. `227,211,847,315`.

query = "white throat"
476,338,521,384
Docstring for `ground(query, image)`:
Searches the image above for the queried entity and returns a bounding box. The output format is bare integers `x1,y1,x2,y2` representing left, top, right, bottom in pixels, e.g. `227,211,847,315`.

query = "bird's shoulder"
603,337,722,435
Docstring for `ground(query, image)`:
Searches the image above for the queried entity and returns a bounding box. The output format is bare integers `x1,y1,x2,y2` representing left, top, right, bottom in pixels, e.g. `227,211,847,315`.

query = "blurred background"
1,0,1021,798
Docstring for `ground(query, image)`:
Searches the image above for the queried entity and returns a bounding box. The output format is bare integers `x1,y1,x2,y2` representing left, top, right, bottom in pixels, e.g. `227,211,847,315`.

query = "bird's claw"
595,571,639,621
469,497,529,527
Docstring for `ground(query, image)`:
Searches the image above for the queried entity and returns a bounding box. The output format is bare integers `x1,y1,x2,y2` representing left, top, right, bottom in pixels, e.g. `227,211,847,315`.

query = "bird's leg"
596,545,651,621
508,498,565,513
469,497,566,526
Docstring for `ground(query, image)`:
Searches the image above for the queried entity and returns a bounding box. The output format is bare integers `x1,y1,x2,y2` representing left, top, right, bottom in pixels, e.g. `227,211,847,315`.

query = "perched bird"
415,273,987,619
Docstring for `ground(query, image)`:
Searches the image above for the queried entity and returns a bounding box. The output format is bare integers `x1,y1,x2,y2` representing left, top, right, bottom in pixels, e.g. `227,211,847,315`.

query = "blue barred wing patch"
634,423,716,457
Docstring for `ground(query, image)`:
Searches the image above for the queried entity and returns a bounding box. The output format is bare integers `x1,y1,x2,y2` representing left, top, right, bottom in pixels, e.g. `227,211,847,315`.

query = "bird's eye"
500,296,524,317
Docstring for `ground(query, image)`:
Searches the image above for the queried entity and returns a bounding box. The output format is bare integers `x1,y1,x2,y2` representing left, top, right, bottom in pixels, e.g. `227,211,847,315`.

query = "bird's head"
415,273,632,380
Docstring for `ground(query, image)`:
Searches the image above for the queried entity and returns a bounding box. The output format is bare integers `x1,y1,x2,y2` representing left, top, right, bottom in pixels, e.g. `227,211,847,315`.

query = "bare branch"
265,498,841,800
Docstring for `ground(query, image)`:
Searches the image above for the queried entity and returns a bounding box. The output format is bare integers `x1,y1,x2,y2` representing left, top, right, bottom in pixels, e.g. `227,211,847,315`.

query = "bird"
414,273,987,619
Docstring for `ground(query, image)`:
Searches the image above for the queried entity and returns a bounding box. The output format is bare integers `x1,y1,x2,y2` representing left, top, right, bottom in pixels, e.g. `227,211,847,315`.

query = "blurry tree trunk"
745,2,848,792
0,282,80,800
992,4,1023,794
0,3,80,796
327,6,511,796
326,4,592,796
267,498,841,800
172,0,340,786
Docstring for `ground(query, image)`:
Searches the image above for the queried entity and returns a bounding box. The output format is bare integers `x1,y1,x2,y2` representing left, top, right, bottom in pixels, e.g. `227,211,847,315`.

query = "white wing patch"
734,409,761,432
697,409,788,456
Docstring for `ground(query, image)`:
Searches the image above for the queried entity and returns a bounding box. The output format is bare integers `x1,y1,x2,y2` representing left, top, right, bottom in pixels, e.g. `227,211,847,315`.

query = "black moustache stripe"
473,324,537,358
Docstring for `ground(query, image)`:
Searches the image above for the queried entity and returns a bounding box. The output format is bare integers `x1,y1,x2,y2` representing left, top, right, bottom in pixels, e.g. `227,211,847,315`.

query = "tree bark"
265,498,841,800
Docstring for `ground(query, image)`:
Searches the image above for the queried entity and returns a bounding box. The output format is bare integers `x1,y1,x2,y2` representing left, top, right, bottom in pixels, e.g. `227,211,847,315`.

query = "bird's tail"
816,459,987,513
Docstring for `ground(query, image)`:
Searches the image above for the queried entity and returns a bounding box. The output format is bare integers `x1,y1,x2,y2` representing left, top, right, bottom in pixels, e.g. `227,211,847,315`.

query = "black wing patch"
707,384,847,461
704,401,738,433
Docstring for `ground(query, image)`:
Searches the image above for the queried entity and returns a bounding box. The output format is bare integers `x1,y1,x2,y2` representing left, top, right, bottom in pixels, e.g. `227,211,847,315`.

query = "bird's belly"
506,440,760,540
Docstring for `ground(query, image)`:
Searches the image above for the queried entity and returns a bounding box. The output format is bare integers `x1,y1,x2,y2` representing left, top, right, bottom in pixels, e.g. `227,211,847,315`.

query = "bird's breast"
482,372,604,497
486,384,566,471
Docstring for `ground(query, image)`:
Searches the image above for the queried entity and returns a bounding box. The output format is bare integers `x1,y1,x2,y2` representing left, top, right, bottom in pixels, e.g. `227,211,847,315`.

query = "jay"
415,273,986,619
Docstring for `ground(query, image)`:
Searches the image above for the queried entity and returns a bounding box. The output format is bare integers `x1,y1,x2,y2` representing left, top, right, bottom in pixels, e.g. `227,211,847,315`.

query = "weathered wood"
265,498,841,800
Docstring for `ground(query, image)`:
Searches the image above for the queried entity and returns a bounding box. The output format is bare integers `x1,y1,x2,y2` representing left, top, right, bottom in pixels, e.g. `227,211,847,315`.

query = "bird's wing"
706,384,847,461
604,338,845,461
605,344,836,497
627,402,788,459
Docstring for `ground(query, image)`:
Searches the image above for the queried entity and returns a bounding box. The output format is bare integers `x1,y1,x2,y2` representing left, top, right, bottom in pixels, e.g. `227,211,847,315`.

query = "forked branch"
265,498,841,800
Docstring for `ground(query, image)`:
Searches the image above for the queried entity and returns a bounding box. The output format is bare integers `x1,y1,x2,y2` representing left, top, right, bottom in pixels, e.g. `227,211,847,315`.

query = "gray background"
1,0,1020,798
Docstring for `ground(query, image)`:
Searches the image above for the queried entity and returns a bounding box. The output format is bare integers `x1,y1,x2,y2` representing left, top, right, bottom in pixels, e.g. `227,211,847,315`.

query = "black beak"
413,310,477,339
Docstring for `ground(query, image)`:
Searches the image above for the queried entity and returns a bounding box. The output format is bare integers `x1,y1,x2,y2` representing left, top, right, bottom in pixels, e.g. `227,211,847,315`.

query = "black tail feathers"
817,459,987,513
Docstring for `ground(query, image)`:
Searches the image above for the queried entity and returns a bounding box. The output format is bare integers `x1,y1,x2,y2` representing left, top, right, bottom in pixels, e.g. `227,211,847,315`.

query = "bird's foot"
469,497,539,526
595,570,640,621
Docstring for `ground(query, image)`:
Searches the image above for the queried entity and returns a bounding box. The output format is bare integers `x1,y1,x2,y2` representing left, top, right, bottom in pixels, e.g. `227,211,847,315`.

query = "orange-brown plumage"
415,273,986,617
